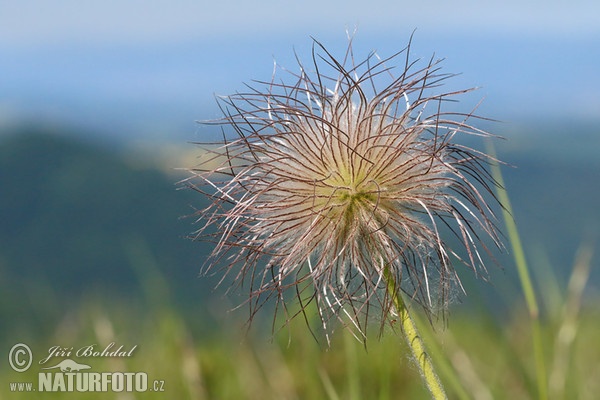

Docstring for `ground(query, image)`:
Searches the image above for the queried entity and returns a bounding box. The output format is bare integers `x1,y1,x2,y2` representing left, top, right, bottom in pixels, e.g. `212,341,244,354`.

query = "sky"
1,0,599,143
2,0,600,45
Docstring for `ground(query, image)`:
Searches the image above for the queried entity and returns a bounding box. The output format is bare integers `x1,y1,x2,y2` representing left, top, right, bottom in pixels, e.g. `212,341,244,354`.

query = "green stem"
384,268,447,400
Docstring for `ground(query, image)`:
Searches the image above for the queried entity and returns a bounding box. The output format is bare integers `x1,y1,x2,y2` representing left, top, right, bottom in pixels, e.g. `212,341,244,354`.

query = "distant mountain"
496,125,600,278
0,127,214,316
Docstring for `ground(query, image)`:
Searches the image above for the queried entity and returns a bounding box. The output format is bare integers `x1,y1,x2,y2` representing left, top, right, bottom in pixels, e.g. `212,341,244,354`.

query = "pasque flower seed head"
188,36,502,339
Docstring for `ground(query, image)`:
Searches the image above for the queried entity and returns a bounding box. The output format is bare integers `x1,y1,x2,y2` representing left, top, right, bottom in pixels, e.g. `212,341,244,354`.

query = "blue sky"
1,1,599,143
2,0,599,45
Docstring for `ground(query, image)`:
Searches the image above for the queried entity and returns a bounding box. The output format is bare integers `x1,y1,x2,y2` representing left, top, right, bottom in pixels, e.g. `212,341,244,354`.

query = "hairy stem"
384,267,447,400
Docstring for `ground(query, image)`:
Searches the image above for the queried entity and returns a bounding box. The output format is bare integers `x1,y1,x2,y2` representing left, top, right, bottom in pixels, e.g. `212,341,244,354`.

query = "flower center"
338,187,373,206
324,167,379,221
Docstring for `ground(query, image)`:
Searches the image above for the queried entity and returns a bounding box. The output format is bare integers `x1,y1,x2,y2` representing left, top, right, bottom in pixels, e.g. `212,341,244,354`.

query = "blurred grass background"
1,123,599,399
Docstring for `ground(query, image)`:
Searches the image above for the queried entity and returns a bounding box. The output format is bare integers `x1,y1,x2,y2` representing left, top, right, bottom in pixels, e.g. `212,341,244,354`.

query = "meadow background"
1,1,599,398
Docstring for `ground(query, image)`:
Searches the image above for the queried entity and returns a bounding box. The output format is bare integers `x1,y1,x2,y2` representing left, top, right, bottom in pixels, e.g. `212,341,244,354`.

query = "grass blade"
487,141,548,400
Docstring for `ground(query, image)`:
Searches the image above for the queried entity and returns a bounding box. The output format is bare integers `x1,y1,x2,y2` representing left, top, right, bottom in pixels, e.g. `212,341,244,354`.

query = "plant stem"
384,268,447,400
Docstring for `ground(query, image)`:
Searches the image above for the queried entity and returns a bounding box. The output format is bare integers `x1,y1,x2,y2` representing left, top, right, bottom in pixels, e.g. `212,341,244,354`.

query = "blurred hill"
0,127,216,330
495,124,600,280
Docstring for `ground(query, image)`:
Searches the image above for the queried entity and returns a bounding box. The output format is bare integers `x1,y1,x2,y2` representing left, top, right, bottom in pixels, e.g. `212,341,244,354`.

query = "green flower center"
319,165,381,225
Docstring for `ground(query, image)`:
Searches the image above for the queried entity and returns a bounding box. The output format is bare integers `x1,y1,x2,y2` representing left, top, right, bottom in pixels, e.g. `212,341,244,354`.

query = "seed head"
188,36,502,340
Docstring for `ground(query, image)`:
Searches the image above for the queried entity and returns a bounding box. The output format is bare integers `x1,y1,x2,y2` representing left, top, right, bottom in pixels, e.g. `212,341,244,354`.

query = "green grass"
2,250,598,400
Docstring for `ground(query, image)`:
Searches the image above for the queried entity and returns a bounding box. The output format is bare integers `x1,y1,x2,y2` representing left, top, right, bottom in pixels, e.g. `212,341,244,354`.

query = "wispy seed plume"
187,36,503,340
